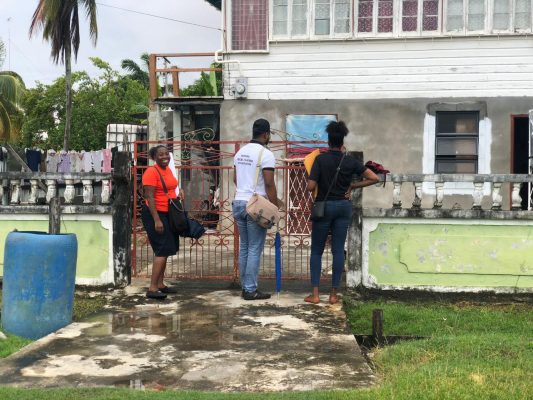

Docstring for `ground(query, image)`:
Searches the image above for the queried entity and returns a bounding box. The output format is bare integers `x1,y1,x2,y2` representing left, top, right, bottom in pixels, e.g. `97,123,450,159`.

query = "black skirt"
141,206,179,257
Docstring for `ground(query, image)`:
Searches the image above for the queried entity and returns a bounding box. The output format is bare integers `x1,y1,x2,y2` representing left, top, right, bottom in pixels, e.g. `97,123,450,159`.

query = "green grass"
0,296,531,399
0,290,107,359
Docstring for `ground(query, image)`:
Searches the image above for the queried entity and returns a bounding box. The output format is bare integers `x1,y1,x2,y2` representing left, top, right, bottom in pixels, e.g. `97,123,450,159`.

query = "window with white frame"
272,0,350,38
269,0,532,40
493,0,532,31
273,0,308,37
314,0,351,36
446,0,486,32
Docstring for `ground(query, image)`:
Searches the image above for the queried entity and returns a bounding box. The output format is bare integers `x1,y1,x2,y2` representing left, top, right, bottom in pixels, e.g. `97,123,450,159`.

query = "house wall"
220,97,532,208
223,36,533,100
361,218,533,292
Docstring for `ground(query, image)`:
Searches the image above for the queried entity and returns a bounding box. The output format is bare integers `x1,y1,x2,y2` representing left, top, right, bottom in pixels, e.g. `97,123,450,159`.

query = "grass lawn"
0,294,531,399
0,290,107,358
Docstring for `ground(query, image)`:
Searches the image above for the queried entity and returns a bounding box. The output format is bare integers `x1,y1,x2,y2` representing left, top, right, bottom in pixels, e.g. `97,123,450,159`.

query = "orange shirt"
142,165,178,212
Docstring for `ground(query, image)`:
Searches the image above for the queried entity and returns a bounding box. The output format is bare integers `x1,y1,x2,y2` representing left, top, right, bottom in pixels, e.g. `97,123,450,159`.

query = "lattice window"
232,0,268,50
493,0,531,31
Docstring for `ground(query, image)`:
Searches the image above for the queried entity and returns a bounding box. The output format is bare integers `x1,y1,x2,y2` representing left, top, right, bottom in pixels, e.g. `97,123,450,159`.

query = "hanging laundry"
69,151,83,173
102,148,112,173
26,149,42,172
46,149,59,172
57,151,71,173
81,151,93,172
92,150,103,173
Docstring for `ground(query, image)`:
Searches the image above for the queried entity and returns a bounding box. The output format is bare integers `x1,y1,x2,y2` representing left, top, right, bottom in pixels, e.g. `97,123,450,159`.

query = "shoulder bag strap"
322,152,347,201
252,146,266,194
152,166,170,198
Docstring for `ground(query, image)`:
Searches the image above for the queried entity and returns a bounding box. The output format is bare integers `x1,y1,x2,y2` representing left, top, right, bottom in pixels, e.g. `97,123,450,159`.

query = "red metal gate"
132,140,332,281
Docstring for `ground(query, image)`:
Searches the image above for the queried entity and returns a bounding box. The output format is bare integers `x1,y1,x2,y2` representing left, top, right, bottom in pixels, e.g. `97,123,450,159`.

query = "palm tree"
121,53,150,89
0,39,25,141
30,0,98,151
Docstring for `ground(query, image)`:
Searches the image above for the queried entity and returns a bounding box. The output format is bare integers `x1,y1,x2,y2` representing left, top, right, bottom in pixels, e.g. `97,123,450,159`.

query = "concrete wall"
0,215,113,286
362,218,533,292
220,97,533,209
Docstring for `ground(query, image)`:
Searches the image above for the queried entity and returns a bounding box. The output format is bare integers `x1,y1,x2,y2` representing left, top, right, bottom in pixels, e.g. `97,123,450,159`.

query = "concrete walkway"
0,284,375,392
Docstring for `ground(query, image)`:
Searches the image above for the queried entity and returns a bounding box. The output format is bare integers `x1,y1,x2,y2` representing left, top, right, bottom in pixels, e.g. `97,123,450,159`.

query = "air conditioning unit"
231,77,248,99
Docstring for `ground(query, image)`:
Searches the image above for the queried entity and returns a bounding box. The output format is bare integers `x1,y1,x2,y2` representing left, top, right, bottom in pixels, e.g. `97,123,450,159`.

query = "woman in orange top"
142,145,184,299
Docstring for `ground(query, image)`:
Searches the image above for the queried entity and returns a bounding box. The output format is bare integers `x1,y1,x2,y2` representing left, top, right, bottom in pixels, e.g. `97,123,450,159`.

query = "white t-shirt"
234,142,275,201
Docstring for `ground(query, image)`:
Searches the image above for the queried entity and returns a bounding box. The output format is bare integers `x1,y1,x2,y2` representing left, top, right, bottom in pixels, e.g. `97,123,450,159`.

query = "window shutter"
232,0,268,50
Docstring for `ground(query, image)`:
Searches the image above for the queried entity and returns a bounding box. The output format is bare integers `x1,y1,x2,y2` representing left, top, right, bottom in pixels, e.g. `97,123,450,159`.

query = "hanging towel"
57,151,71,173
102,148,112,173
168,152,181,197
81,151,93,172
46,149,59,172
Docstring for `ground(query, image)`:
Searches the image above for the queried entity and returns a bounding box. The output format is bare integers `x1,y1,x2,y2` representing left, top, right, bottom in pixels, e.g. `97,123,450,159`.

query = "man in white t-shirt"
233,118,278,300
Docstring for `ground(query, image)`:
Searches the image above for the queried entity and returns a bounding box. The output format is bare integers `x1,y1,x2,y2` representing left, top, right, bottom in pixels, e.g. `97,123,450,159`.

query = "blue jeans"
310,200,352,288
232,200,267,293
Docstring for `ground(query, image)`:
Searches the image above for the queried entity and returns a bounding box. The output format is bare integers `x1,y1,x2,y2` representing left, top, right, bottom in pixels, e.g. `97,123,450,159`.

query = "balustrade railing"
387,174,533,211
0,172,113,206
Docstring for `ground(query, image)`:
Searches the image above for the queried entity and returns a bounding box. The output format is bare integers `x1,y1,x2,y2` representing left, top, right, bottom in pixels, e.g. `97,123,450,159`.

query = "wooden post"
346,151,363,288
112,152,132,287
372,309,384,344
48,197,61,234
149,54,158,102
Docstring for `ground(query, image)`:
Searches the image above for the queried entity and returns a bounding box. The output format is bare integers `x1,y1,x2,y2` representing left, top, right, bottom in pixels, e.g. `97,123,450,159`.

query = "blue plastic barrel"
2,231,77,340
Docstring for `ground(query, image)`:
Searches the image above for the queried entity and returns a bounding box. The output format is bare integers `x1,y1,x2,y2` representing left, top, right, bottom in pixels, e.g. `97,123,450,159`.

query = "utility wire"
95,2,221,31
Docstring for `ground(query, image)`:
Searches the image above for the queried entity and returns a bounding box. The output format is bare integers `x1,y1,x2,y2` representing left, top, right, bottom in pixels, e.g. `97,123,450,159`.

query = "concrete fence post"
112,152,132,287
346,151,363,288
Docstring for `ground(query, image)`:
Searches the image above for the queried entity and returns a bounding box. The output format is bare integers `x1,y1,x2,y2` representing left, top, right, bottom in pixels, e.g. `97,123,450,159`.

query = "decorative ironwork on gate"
132,136,333,281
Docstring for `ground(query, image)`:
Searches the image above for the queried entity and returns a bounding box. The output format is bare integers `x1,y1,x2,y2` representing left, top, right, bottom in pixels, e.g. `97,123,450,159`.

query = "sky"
0,0,222,88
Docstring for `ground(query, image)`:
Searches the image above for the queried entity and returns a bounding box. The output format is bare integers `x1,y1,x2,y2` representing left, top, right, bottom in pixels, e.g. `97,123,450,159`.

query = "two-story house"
213,0,533,208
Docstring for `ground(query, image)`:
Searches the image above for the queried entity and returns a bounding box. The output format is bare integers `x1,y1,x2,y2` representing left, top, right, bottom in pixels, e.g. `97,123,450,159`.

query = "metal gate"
132,139,332,281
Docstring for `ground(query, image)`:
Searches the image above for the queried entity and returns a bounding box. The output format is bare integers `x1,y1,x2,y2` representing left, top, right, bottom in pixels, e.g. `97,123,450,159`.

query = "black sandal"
159,286,178,294
146,290,167,299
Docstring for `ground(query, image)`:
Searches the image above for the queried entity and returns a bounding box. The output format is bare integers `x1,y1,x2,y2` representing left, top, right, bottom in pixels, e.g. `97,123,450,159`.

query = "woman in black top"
305,121,379,304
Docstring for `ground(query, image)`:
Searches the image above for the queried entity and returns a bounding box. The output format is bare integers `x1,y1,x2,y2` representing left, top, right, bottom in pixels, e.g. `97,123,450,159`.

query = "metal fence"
132,140,331,282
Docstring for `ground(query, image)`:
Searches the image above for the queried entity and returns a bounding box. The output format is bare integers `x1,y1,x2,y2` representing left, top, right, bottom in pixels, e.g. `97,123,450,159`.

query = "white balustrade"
472,183,484,209
29,179,39,204
101,179,111,204
46,179,57,203
412,182,422,209
434,182,444,209
491,183,502,210
64,180,76,204
10,180,20,204
511,183,522,210
82,180,94,204
392,182,402,208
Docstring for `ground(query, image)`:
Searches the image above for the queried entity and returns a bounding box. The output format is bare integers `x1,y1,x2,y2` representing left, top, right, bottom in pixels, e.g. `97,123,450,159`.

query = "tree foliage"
30,0,98,151
0,38,26,142
21,58,148,151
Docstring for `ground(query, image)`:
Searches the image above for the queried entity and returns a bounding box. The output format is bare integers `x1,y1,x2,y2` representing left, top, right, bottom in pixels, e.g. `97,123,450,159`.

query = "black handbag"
310,153,346,222
153,167,188,235
182,213,206,239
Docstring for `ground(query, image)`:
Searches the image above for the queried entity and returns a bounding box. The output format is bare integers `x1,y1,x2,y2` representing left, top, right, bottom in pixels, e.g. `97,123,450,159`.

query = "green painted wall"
0,219,110,281
368,223,533,289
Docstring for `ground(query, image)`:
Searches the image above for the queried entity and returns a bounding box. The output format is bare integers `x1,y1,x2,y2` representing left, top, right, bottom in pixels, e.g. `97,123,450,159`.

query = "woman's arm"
307,179,317,193
345,169,380,197
144,186,164,234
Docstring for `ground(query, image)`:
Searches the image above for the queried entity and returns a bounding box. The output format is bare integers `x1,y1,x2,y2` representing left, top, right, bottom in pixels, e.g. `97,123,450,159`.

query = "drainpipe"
214,1,243,77
214,49,243,77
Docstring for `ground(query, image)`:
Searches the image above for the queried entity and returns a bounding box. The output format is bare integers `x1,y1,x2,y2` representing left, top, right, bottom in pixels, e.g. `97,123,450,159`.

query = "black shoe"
241,289,245,298
146,290,167,299
243,290,271,300
159,286,178,294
